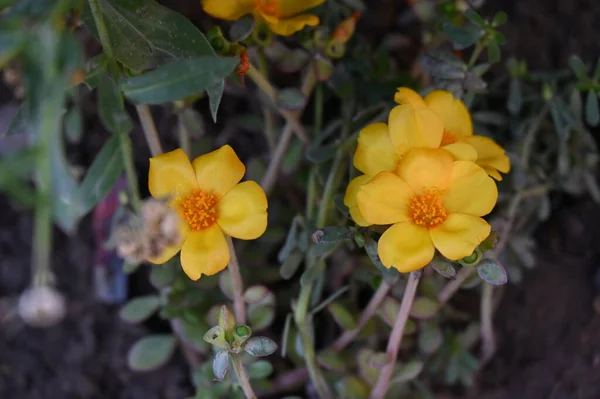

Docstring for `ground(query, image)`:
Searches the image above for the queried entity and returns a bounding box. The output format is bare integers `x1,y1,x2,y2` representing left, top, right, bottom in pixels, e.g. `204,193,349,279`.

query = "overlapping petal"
424,90,473,138
343,175,371,227
442,142,477,162
378,222,435,272
149,149,198,199
353,122,399,176
393,87,427,108
217,181,268,239
201,0,255,20
388,105,443,155
356,172,412,225
465,135,511,180
192,145,245,199
443,161,498,216
180,225,230,280
396,148,453,195
430,214,491,260
263,13,320,35
278,0,325,17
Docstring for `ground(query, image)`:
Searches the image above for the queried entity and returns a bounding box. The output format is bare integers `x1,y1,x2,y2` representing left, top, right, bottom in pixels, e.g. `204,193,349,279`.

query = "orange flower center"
440,129,457,146
409,189,447,228
256,0,279,17
177,189,218,231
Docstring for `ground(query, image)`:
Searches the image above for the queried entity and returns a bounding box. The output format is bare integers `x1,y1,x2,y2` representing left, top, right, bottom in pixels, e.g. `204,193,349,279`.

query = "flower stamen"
409,189,447,228
177,189,219,231
256,0,279,17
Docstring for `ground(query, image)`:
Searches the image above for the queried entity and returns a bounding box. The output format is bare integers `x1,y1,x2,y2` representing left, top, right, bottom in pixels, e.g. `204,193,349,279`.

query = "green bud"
459,247,482,267
231,324,252,352
251,23,273,47
235,325,251,338
325,40,346,59
313,27,330,49
542,83,553,101
218,305,236,332
206,26,230,53
203,325,230,350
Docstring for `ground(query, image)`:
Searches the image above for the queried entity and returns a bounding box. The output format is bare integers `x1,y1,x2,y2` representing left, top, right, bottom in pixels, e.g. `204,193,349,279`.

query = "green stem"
257,49,276,151
136,105,163,156
231,353,257,399
177,114,192,157
226,236,247,325
467,41,485,68
316,149,344,228
88,0,113,58
314,83,324,137
118,131,141,211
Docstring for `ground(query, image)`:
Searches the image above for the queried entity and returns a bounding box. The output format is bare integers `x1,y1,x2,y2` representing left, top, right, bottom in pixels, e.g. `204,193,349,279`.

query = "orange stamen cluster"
256,0,279,17
237,49,249,75
177,189,219,231
409,189,447,228
440,129,457,146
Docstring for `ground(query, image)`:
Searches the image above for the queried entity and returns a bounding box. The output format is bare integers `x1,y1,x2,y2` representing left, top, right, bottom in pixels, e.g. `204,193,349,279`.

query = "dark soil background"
2,0,600,398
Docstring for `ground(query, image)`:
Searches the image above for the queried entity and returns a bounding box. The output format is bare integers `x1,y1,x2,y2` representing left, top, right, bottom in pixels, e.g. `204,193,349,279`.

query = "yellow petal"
396,148,453,195
147,220,189,264
180,225,230,280
443,161,498,216
278,0,326,17
343,175,372,227
465,135,511,173
192,145,245,199
264,13,319,36
484,166,503,181
149,148,198,199
356,172,412,225
353,122,399,176
378,222,435,272
393,87,427,108
388,104,443,155
424,90,473,138
442,142,477,162
201,0,255,20
430,213,490,260
217,181,268,240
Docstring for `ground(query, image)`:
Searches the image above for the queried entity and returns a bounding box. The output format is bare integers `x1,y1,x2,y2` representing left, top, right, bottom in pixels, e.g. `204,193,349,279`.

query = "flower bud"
18,286,66,328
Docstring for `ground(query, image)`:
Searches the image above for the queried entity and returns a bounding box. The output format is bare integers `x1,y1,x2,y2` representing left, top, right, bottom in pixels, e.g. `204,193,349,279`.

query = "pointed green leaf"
464,9,485,26
441,21,484,50
327,302,356,330
119,295,160,324
229,14,255,42
569,55,588,80
244,336,278,357
127,334,176,371
476,259,508,285
431,258,456,279
410,297,438,319
120,56,238,104
418,321,442,354
585,90,600,126
280,250,304,280
97,73,133,134
487,39,501,64
492,11,508,26
391,360,425,385
212,351,229,381
312,226,353,244
248,360,274,379
317,349,347,371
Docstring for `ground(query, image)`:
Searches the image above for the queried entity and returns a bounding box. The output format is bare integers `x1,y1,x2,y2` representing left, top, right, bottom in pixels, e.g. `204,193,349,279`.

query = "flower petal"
192,145,245,199
393,87,427,108
180,225,230,280
356,172,412,225
424,90,473,138
278,0,326,17
388,104,443,155
442,142,477,162
343,175,372,227
147,220,190,264
430,214,490,260
483,166,503,181
378,222,435,272
443,161,498,216
264,13,319,36
201,0,255,20
396,148,453,195
465,135,511,173
217,181,268,240
353,122,399,175
149,149,199,199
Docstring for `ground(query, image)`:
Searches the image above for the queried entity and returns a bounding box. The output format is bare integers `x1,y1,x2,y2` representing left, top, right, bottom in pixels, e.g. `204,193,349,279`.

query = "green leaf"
410,297,438,319
431,258,456,279
364,236,399,285
229,15,255,42
317,349,347,371
569,55,588,80
120,56,238,105
248,360,274,379
593,56,600,80
327,302,356,330
207,81,225,123
280,250,304,280
64,106,83,144
78,136,123,214
507,78,522,115
487,38,501,64
244,336,278,357
312,226,353,244
492,11,508,27
276,88,306,111
212,351,229,381
277,215,304,262
476,259,508,285
585,90,600,126
218,305,236,331
149,259,179,288
127,334,176,371
0,30,27,68
244,285,270,304
248,304,276,331
441,21,484,50
391,360,425,385
97,73,133,134
464,9,485,26
418,321,443,354
119,295,160,323
172,317,210,353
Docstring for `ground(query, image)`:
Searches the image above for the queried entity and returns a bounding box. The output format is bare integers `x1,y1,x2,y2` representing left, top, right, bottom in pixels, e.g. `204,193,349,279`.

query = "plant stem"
314,83,324,136
259,67,317,195
177,114,192,157
117,131,141,210
480,282,495,364
370,270,422,399
246,64,309,143
136,105,163,156
226,236,247,324
231,353,257,399
437,266,476,305
332,281,391,351
257,49,276,151
88,0,113,58
467,41,484,68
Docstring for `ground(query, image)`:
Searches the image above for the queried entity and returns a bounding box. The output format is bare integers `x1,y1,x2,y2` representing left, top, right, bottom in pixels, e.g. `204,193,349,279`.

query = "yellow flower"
201,0,325,36
343,94,445,226
148,146,268,280
396,88,511,181
356,148,498,272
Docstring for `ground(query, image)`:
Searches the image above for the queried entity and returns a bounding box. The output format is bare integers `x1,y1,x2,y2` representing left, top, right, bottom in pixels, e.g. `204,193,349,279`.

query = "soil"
2,0,600,399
